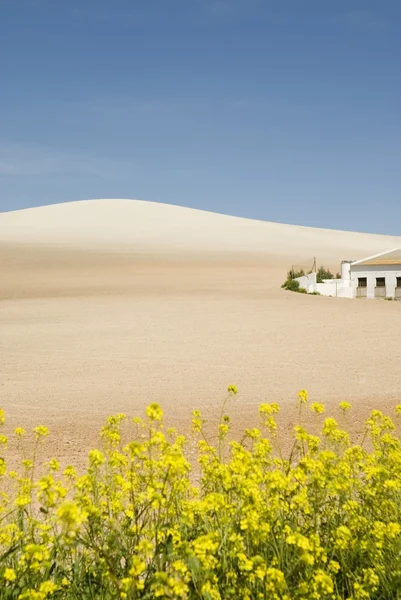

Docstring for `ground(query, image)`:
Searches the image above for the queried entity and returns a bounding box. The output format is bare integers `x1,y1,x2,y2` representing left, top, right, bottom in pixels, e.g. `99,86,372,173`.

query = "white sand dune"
1,198,400,262
1,199,401,466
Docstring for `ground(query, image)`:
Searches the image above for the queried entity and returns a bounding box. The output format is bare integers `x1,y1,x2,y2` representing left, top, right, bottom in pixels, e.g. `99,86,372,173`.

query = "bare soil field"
1,200,401,466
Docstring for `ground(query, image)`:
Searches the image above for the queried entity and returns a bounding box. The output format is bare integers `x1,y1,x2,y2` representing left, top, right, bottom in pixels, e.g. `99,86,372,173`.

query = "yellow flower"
33,425,49,438
201,581,221,600
39,581,58,595
313,570,333,594
387,522,401,538
3,568,17,581
63,465,76,478
339,401,352,412
265,568,286,594
362,568,379,591
3,400,401,598
259,403,279,415
146,403,164,421
328,560,340,574
227,384,238,395
57,501,87,528
192,409,205,432
88,449,105,466
297,389,308,404
286,531,311,551
129,556,146,577
237,552,253,572
335,525,352,550
264,416,277,431
245,427,261,439
14,495,32,508
48,458,60,471
218,423,229,436
15,427,26,437
0,408,5,425
136,539,154,558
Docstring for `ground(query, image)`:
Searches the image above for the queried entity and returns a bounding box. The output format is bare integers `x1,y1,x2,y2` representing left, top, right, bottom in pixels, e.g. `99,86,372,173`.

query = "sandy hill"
1,199,400,263
1,199,401,467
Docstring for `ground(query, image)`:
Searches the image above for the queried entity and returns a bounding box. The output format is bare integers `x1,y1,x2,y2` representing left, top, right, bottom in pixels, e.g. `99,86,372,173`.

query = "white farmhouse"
294,249,401,299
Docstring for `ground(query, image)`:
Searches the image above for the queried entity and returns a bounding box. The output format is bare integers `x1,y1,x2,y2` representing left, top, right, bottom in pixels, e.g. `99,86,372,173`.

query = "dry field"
1,199,401,465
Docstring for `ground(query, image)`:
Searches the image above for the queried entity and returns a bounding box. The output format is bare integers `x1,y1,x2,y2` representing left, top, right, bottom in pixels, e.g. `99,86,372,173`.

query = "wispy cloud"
0,141,120,177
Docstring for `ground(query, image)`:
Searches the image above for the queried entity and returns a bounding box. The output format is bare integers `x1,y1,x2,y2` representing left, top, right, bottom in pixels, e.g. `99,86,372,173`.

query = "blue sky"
1,0,400,233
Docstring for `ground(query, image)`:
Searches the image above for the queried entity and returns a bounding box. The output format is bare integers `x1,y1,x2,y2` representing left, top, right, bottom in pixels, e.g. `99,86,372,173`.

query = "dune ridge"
1,199,400,262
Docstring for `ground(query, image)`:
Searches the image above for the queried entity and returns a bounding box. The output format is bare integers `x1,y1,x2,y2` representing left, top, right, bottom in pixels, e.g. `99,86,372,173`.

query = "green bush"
281,269,313,295
316,266,335,283
282,279,301,292
287,268,305,280
281,268,306,293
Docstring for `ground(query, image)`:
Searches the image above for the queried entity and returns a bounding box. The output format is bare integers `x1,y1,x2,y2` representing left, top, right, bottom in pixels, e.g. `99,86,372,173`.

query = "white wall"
317,280,340,296
294,274,354,298
294,273,355,297
295,272,317,292
350,264,401,299
316,280,353,298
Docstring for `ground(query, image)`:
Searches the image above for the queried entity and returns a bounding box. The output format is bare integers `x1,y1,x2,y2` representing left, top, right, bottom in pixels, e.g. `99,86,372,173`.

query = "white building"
294,249,401,299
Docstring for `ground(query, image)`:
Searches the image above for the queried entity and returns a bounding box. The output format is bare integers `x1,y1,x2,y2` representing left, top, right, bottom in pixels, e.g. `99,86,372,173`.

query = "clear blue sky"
1,0,400,234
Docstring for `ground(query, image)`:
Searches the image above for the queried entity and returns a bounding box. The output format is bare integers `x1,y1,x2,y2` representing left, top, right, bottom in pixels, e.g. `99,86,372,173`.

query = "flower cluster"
1,392,401,599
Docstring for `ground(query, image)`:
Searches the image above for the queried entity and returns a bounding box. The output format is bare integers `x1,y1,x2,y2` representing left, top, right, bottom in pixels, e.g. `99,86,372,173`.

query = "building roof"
352,248,401,267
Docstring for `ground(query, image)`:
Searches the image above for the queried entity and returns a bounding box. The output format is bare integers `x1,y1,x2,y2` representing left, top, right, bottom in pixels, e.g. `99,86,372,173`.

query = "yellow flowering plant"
1,392,401,599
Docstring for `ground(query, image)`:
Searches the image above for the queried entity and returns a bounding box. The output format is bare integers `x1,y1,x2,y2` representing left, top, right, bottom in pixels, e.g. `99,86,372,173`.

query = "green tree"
316,266,334,283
